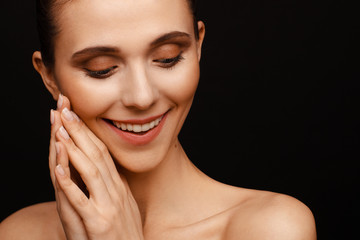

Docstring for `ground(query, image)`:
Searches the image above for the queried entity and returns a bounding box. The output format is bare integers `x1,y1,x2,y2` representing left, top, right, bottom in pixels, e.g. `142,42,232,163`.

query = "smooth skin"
1,0,316,239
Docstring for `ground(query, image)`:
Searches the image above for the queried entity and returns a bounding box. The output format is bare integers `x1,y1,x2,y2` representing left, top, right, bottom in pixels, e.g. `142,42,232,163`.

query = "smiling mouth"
104,113,165,135
111,115,163,134
103,111,168,145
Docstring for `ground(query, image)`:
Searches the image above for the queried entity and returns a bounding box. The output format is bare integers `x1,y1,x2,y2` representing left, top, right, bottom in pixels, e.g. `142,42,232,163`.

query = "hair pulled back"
36,0,199,68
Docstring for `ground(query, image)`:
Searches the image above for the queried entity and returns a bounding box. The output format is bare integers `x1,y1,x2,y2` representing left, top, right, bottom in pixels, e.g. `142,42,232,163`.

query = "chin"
91,118,178,174
108,140,176,174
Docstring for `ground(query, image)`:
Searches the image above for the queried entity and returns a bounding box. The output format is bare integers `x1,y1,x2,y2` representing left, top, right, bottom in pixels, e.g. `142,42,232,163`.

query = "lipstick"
104,111,168,146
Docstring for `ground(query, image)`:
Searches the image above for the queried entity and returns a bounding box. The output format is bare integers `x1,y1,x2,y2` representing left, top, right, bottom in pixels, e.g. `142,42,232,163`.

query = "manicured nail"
55,142,60,154
71,112,81,122
59,126,70,140
57,94,63,109
56,164,66,176
50,109,55,125
62,108,74,121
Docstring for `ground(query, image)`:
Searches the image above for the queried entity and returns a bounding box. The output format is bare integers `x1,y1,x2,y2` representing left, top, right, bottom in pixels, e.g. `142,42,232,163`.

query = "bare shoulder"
225,189,317,240
0,201,65,240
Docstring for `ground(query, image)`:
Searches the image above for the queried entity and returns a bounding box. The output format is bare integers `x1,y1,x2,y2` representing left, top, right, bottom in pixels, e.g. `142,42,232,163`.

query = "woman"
0,0,316,239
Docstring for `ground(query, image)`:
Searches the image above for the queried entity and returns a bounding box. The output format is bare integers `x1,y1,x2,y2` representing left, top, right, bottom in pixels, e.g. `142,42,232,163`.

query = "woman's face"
46,0,204,172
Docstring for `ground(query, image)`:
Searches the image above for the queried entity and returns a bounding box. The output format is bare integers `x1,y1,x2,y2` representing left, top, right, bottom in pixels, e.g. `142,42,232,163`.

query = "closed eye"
84,66,118,79
153,52,184,69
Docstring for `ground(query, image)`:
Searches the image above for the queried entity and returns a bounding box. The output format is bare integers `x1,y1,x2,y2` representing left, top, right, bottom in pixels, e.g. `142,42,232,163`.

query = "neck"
121,139,208,227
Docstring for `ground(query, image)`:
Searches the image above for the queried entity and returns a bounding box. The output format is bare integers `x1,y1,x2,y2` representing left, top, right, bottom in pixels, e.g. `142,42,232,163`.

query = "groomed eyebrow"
150,31,191,47
71,46,120,60
71,31,191,60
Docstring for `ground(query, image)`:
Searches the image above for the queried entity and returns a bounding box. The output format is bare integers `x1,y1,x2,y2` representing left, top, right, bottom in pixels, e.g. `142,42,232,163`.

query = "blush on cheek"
160,59,200,104
55,69,118,120
70,86,117,119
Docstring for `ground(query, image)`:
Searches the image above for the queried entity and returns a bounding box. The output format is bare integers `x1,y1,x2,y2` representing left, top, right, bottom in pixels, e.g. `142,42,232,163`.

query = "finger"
55,142,71,175
56,127,111,204
86,132,124,187
54,143,88,240
60,108,104,161
55,141,88,195
61,95,125,194
60,96,119,179
81,124,124,189
60,107,123,191
55,183,88,240
49,110,63,187
56,93,71,112
55,163,95,220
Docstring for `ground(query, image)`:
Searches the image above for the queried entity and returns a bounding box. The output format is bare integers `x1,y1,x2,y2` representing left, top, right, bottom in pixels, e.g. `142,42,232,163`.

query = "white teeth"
112,115,163,133
133,125,142,133
141,123,150,132
113,121,121,129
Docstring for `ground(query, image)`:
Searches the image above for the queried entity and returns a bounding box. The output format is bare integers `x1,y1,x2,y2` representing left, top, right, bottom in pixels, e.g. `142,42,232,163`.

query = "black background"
0,0,359,239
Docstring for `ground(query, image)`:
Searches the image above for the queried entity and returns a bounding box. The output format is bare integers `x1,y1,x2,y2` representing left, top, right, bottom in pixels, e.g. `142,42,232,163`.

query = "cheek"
54,55,200,120
155,57,200,106
54,67,117,119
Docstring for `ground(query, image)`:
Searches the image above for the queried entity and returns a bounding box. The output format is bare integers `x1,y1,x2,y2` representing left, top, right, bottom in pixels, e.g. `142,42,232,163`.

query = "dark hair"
36,0,199,69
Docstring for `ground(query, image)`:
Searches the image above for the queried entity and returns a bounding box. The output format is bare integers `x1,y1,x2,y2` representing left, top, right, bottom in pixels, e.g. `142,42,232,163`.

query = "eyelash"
84,53,184,79
154,52,184,69
84,66,118,79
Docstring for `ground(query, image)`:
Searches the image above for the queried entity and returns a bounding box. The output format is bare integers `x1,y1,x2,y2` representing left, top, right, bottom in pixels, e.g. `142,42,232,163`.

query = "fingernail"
50,109,55,125
57,94,63,109
55,142,60,154
62,108,74,121
59,126,70,140
56,164,66,176
71,112,80,122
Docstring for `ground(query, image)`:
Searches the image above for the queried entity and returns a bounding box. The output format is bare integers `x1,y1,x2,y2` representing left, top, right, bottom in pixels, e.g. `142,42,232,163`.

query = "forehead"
56,0,194,56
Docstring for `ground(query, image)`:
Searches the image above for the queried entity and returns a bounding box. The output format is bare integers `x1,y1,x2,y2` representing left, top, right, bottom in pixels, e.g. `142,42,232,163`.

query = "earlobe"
196,21,206,61
32,51,60,100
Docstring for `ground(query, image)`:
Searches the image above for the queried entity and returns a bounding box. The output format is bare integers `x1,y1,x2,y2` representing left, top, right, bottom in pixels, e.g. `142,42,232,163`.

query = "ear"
196,21,206,61
32,51,60,101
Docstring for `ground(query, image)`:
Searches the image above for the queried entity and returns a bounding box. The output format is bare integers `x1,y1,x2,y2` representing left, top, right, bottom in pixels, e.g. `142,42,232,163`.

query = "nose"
121,63,158,110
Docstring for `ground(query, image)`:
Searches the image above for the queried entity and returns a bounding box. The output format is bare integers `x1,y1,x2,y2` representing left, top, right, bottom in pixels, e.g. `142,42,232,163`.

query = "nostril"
122,87,157,110
120,66,158,110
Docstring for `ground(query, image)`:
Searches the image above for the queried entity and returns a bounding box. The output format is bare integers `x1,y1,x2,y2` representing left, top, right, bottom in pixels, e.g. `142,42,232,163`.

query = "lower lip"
104,112,168,146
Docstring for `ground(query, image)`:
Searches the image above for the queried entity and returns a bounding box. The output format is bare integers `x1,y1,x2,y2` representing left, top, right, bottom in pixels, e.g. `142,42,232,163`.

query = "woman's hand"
49,95,144,240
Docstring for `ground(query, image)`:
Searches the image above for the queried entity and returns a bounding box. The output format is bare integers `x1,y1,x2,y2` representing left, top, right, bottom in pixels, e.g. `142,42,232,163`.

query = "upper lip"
106,111,168,125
